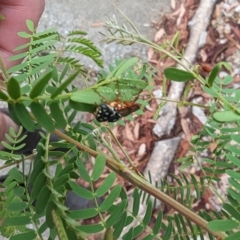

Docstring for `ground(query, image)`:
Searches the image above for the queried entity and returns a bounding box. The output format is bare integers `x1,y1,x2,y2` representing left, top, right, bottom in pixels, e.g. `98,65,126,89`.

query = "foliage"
0,12,239,240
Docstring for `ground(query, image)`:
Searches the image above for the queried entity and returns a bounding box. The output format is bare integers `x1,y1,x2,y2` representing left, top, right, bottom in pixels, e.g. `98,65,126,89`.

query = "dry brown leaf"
137,143,146,157
200,49,208,62
112,125,119,137
177,4,186,25
133,122,140,139
228,2,239,12
169,6,182,18
154,28,166,42
181,118,191,142
213,3,222,19
171,0,176,9
230,26,240,42
125,123,135,142
147,47,154,61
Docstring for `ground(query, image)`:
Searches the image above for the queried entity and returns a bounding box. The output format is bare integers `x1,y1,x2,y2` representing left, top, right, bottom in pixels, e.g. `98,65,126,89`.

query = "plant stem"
53,129,227,239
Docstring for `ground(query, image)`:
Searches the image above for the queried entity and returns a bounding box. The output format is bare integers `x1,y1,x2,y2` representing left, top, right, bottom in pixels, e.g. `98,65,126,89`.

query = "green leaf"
5,181,17,194
87,134,96,151
29,69,52,98
53,174,69,188
207,62,231,87
0,89,9,100
69,208,98,220
95,172,116,197
223,203,240,221
100,184,122,212
132,225,144,238
163,222,173,240
226,145,240,155
49,101,67,128
28,159,45,185
91,155,106,181
14,43,29,51
225,231,240,240
9,52,28,61
8,202,28,211
123,228,133,240
132,188,140,216
30,101,55,132
68,181,94,199
7,77,21,99
1,141,16,151
179,161,192,171
46,201,55,229
10,231,37,240
97,79,147,102
213,110,240,122
223,75,233,85
231,134,240,144
32,59,56,76
113,212,127,239
202,85,218,98
106,57,139,79
78,223,104,234
226,170,240,181
70,90,102,105
51,70,80,99
69,100,96,113
208,219,239,231
36,186,52,214
153,211,162,235
14,103,35,132
76,158,91,182
18,31,31,38
58,163,74,176
164,68,195,82
8,168,23,183
142,201,152,226
13,186,25,196
226,154,240,168
106,200,127,228
26,19,34,31
31,172,47,199
8,62,28,73
3,216,31,226
228,188,240,201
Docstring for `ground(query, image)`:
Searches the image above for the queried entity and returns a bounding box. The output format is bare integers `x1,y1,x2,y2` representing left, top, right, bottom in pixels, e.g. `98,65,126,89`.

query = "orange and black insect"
95,98,140,123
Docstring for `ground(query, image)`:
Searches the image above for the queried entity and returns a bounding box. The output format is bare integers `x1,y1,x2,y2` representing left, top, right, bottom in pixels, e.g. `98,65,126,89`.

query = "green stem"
151,96,209,109
106,126,141,174
54,129,228,239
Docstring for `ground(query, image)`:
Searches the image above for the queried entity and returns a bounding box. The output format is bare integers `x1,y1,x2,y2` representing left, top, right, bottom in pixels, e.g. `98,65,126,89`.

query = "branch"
53,129,227,239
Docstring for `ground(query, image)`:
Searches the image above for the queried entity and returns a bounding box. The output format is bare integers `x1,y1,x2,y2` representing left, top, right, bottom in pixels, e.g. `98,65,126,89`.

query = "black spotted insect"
95,98,140,123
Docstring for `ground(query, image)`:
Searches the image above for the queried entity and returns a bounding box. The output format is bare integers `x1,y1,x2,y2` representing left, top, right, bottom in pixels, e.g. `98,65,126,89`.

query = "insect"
95,98,140,122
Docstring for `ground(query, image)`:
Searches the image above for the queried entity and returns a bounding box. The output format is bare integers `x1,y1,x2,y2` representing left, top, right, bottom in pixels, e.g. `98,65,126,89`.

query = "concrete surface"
40,0,170,70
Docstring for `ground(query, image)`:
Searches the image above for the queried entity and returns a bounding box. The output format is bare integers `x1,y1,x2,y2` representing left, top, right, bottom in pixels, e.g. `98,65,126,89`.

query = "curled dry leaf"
147,47,154,61
200,49,208,62
125,122,135,142
171,0,176,9
137,143,146,157
177,3,186,25
154,28,166,42
133,121,140,139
